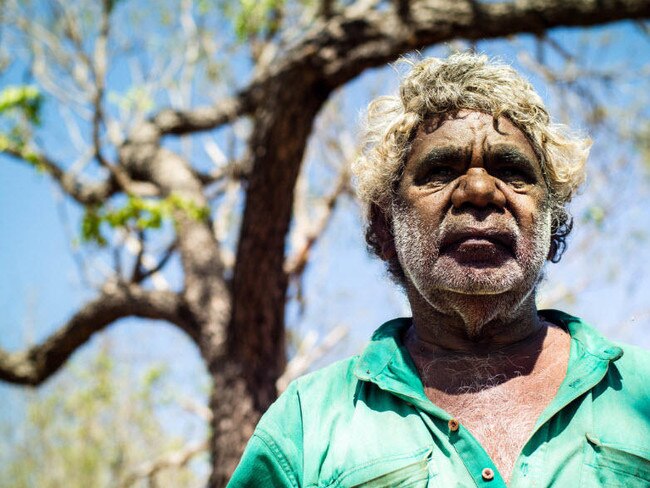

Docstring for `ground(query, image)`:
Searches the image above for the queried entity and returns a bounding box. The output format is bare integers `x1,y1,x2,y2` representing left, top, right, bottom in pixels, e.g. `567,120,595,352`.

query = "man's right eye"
417,166,456,185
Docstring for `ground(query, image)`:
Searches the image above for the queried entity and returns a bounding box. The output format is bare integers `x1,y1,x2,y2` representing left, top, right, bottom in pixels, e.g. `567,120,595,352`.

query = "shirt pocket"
327,449,432,488
350,456,430,488
581,433,650,487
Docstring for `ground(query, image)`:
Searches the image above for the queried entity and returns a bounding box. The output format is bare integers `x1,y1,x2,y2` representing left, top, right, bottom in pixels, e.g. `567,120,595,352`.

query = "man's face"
392,110,552,310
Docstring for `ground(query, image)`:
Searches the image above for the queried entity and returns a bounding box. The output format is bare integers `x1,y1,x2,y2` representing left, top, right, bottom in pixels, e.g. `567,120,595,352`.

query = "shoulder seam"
253,430,300,488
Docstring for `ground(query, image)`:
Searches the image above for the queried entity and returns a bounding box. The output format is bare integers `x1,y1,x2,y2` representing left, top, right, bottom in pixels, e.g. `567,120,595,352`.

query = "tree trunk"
208,360,261,487
208,72,331,486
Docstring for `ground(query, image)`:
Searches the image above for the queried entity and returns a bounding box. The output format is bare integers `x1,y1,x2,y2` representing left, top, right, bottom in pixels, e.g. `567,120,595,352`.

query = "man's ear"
369,204,397,261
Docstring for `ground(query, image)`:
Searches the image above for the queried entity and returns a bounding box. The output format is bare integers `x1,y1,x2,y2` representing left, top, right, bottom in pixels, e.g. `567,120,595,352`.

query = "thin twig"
285,166,350,278
1,141,117,205
277,325,348,392
134,241,178,284
120,440,208,488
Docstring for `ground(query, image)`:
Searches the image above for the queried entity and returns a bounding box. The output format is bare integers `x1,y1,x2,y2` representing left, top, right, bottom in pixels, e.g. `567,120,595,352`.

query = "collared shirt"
228,310,650,487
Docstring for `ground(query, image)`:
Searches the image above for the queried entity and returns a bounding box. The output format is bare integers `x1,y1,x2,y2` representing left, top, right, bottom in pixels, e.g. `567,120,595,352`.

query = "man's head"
353,53,590,332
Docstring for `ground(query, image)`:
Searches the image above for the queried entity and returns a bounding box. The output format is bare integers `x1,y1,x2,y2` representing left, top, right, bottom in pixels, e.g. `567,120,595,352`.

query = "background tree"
0,340,208,487
1,0,649,485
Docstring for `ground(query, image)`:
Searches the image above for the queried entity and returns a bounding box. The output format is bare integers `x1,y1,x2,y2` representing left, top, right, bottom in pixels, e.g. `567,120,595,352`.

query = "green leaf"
81,207,108,246
0,85,43,125
79,194,210,246
231,0,285,41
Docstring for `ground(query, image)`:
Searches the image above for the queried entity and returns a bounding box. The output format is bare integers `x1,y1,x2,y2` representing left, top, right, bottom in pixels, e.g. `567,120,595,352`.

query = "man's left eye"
414,165,456,185
495,167,529,184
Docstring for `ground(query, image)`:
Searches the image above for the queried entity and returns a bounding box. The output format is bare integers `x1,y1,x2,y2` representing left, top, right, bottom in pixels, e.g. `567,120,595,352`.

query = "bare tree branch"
120,440,208,488
277,325,348,392
178,397,214,422
90,0,111,171
282,0,650,85
1,143,117,205
196,158,251,187
0,284,197,386
130,230,147,283
151,93,253,136
56,0,94,72
285,166,350,278
132,239,178,284
318,0,335,19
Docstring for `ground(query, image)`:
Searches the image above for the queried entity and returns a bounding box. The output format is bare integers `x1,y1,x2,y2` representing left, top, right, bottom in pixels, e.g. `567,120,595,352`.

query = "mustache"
391,203,521,251
438,216,520,251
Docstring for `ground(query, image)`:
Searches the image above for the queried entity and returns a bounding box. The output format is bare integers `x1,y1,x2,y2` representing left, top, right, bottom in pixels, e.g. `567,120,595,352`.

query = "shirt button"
482,467,494,481
448,418,459,432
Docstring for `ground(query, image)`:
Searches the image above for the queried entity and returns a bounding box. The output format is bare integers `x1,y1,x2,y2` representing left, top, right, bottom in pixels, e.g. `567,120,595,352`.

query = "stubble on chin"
391,203,553,338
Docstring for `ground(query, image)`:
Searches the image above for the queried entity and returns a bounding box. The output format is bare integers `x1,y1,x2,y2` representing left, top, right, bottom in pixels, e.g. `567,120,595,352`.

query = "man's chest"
423,374,562,481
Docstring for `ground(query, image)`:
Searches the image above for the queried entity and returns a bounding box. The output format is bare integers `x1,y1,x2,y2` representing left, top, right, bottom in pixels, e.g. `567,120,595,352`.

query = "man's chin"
427,260,525,296
440,285,510,296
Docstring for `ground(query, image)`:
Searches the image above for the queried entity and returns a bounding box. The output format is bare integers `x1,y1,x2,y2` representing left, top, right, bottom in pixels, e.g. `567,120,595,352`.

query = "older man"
229,53,650,487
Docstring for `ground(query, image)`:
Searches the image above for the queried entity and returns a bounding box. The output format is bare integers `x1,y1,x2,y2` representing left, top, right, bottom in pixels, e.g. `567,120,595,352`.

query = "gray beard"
391,202,552,337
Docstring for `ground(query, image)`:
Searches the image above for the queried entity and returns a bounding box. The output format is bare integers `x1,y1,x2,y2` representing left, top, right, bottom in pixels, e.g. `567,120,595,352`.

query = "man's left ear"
369,204,397,261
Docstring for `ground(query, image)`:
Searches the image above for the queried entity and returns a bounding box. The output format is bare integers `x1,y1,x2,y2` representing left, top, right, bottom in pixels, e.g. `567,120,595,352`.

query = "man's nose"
451,167,506,209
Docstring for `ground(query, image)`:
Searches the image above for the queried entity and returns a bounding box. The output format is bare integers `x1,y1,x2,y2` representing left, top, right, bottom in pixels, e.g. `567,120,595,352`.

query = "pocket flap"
350,454,430,487
584,433,650,482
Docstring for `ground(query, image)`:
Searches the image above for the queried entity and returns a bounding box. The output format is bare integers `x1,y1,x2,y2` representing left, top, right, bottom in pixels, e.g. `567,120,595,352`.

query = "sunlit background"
1,1,649,485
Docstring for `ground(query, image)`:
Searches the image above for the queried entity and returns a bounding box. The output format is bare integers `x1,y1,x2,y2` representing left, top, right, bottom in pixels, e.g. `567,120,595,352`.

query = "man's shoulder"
544,309,649,393
290,355,362,400
611,340,650,393
254,355,362,445
544,309,650,362
266,355,361,407
617,340,650,364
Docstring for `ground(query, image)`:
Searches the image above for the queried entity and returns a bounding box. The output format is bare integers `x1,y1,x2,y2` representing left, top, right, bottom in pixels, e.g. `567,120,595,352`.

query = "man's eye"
495,167,530,185
417,166,456,185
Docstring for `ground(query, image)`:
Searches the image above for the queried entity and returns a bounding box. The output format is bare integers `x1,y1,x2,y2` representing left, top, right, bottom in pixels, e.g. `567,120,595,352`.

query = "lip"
440,228,515,253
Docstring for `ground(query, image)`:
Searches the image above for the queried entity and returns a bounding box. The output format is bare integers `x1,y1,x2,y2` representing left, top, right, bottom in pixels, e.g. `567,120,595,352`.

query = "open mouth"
440,228,515,263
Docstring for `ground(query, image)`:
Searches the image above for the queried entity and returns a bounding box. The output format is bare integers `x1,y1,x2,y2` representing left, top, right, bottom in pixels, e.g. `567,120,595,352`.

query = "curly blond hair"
353,52,590,269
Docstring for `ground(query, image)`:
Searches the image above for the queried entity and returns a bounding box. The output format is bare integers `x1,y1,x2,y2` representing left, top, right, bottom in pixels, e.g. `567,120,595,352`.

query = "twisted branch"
0,284,197,385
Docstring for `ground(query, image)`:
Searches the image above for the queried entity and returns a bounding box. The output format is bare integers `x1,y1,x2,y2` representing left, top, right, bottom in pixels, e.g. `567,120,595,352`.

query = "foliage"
82,194,210,246
0,85,43,169
0,345,206,488
0,85,43,125
0,134,41,168
229,0,286,41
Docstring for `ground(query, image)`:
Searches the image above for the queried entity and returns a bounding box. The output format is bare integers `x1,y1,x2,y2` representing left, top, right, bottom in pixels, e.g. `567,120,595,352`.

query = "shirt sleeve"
228,431,300,487
228,382,304,487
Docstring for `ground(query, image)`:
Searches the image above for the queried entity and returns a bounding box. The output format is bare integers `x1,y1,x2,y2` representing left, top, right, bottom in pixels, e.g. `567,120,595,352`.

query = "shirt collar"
353,317,429,405
354,310,623,390
538,309,623,361
354,317,412,381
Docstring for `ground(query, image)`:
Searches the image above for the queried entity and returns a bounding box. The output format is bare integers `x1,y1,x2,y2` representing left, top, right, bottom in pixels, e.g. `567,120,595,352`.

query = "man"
229,53,650,487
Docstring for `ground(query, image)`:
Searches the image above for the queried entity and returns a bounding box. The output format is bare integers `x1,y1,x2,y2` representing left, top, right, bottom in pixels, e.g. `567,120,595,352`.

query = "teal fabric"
228,310,650,487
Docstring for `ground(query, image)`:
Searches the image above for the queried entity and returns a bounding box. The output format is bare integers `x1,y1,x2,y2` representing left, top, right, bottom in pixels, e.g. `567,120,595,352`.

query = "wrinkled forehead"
409,110,537,158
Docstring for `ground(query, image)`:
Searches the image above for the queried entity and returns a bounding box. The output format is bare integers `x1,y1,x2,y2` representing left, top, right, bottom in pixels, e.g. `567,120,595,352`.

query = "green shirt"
229,310,650,487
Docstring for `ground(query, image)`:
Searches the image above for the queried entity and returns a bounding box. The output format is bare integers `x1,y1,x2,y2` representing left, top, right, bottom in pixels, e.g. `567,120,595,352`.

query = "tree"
0,341,207,487
1,0,649,485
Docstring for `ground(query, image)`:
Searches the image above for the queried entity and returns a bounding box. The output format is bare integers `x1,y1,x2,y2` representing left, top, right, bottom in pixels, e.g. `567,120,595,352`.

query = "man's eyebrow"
416,147,468,166
487,146,538,169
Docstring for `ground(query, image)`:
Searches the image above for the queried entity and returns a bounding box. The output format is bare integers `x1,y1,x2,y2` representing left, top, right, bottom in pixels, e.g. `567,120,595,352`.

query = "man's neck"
405,285,543,354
